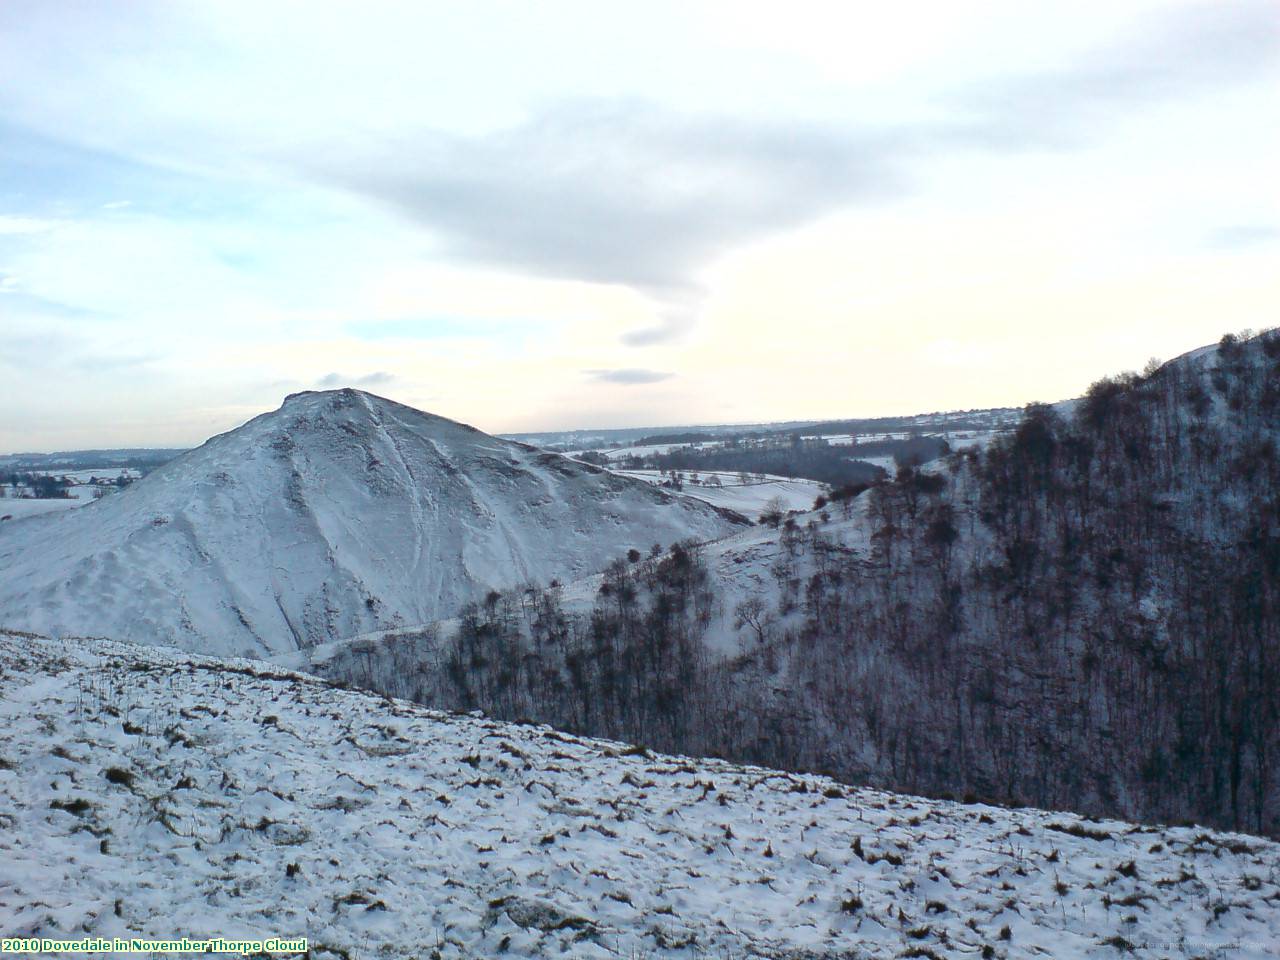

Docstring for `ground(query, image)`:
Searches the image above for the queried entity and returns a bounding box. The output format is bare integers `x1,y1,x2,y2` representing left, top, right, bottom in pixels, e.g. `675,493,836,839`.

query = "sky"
1,0,1277,450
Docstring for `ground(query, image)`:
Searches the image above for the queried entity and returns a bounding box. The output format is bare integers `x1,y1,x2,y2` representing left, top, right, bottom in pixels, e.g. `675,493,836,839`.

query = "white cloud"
315,371,396,389
0,215,57,234
0,0,1275,448
585,369,674,385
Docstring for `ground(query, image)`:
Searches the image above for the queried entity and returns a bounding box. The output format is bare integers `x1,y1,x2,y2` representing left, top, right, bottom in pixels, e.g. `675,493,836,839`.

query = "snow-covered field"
820,431,913,445
572,441,695,460
2,632,1276,960
613,468,824,516
584,434,922,460
0,494,87,520
0,471,132,521
821,429,1005,452
23,469,140,482
946,429,1004,451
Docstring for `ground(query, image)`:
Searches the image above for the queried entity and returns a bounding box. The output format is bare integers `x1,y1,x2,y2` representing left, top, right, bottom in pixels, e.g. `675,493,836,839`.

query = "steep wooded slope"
303,331,1280,836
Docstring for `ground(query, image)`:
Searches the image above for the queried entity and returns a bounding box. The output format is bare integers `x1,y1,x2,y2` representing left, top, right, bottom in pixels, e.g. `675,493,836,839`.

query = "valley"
3,330,1278,958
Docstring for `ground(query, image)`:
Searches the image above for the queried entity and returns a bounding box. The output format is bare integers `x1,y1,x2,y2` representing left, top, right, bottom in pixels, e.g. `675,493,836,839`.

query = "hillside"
298,331,1280,837
3,631,1278,959
0,390,742,658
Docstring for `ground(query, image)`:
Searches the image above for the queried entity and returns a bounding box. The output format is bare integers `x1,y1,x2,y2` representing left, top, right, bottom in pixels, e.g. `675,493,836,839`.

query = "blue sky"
1,0,1277,449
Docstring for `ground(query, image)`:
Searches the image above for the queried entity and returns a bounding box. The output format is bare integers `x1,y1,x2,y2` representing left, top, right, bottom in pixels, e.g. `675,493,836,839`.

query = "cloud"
300,3,1277,346
951,1,1279,149
585,368,674,385
0,118,216,221
1206,225,1280,251
315,371,397,388
0,328,155,376
0,0,1274,371
619,298,704,347
0,215,58,235
68,351,158,374
307,101,902,340
347,318,522,341
0,291,111,319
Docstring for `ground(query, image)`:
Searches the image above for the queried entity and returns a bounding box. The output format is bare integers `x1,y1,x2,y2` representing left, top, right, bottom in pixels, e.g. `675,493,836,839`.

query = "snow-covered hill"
271,503,868,678
0,390,743,658
3,632,1277,959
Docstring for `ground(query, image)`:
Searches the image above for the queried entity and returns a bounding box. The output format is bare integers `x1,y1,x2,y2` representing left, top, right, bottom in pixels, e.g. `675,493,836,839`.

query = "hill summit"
0,389,742,657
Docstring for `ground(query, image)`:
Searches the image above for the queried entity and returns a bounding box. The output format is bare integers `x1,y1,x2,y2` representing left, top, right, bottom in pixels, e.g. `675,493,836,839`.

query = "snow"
819,431,913,444
0,473,134,521
24,469,141,482
852,454,898,473
612,469,825,516
2,632,1276,960
274,497,877,666
0,496,85,520
944,429,1004,451
0,390,742,658
276,498,877,666
572,442,692,460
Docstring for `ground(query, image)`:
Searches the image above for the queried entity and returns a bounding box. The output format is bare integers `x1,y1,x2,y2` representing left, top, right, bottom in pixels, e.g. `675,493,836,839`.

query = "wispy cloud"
304,3,1278,346
0,328,156,376
1206,225,1280,251
0,291,112,319
950,0,1279,150
585,368,674,385
315,371,397,389
0,215,58,235
620,299,705,347
310,102,898,345
346,318,523,341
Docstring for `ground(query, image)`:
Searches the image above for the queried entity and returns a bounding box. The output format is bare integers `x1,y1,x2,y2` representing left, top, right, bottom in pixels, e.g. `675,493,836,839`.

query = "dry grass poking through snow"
1,633,1278,959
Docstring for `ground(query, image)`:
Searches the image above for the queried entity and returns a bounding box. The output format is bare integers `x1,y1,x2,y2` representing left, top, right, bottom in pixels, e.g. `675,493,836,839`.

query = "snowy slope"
2,632,1277,959
0,390,742,658
0,496,86,521
275,497,873,673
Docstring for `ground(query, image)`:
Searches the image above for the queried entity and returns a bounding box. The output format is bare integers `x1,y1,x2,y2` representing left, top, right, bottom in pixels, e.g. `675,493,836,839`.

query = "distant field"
25,468,140,482
569,441,691,460
0,495,87,520
0,469,133,523
612,468,824,516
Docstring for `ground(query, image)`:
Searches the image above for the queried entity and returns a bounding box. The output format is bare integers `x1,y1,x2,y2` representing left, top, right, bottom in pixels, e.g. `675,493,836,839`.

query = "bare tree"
734,596,775,648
